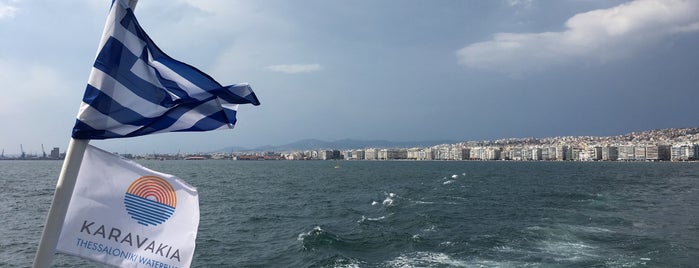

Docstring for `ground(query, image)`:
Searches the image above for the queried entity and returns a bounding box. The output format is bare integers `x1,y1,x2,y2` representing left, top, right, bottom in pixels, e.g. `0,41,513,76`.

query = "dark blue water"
2,160,699,267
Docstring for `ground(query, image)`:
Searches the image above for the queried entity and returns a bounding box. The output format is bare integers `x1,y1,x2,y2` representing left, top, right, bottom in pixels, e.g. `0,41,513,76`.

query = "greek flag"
72,0,260,140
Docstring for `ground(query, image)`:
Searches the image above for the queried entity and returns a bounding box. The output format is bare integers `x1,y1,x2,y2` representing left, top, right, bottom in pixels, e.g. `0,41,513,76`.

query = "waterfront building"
352,149,365,160
319,150,333,160
634,146,647,161
645,146,658,161
398,149,408,159
50,147,60,159
567,146,578,161
579,146,602,161
365,148,378,160
407,148,420,160
521,147,533,161
593,146,603,161
601,146,619,161
555,145,567,161
435,147,450,160
449,147,469,160
378,149,404,160
309,150,319,159
470,148,481,160
543,146,559,161
508,147,522,161
671,144,699,161
618,145,635,161
418,148,434,160
532,148,543,161
644,145,670,161
671,145,682,161
541,147,550,160
485,147,501,160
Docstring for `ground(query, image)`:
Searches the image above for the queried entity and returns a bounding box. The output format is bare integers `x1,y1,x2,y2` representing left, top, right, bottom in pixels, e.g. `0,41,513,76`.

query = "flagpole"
33,138,89,268
33,1,139,266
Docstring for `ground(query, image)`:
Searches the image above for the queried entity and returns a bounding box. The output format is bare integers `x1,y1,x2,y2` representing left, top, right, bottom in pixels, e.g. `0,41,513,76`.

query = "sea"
2,160,699,267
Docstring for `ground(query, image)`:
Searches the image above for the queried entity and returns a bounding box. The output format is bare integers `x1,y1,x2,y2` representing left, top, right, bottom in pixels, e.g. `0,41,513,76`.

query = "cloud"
457,0,699,74
0,2,17,19
506,0,533,8
266,64,322,74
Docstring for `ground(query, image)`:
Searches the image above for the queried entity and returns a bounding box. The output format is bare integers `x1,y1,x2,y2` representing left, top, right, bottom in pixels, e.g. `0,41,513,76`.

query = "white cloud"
507,0,533,8
266,64,322,74
457,0,699,74
0,2,17,19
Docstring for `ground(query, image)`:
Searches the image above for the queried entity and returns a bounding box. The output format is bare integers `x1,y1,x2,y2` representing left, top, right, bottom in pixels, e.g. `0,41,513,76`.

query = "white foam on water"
538,240,599,262
452,174,459,179
440,241,455,247
334,263,360,268
443,180,455,185
524,225,546,231
567,225,613,234
358,213,391,223
385,252,532,268
330,257,362,268
371,201,379,206
385,252,469,267
382,197,394,206
297,226,323,241
604,256,649,267
423,224,437,232
368,215,386,221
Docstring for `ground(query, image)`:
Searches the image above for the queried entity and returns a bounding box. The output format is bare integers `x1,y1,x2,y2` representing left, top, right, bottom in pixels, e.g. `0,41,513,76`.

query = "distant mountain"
216,138,458,152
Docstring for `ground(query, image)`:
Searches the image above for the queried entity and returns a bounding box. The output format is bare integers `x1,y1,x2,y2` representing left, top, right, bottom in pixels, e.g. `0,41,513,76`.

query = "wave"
310,254,363,268
370,192,398,207
382,192,396,207
385,252,468,267
385,251,534,268
357,215,388,223
297,226,361,252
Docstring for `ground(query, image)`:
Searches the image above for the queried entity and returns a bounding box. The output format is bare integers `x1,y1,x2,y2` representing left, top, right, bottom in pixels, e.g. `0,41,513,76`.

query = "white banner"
57,145,199,268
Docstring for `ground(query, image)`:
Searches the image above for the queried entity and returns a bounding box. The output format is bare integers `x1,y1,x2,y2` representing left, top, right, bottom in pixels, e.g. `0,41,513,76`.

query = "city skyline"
3,126,696,158
2,0,699,154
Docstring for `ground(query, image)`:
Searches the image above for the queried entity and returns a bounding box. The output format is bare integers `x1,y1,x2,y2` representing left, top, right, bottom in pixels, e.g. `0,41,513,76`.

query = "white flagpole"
33,2,139,266
33,139,89,268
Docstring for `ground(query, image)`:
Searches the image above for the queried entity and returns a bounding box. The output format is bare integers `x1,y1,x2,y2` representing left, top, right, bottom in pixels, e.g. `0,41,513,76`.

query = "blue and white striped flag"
73,0,260,140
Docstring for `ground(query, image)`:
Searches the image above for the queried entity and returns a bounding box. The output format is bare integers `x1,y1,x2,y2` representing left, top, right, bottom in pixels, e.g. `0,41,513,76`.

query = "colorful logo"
124,176,177,226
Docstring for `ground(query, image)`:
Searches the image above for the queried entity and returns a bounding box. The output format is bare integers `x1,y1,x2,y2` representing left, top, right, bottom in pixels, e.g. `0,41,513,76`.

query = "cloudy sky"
1,0,698,154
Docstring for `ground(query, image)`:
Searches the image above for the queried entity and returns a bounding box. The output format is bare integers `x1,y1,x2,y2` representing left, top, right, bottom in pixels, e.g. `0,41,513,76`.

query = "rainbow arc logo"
123,176,177,226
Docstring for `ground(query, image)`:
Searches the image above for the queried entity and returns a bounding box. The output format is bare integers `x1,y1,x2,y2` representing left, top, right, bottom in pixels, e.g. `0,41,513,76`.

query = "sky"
1,0,698,155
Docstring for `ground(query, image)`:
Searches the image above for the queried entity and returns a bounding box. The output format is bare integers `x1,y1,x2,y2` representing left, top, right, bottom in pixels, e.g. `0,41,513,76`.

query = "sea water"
2,160,698,267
